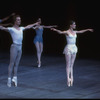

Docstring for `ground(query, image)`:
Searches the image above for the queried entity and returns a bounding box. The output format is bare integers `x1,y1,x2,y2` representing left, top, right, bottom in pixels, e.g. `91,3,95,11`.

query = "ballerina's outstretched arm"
75,29,93,34
51,28,68,35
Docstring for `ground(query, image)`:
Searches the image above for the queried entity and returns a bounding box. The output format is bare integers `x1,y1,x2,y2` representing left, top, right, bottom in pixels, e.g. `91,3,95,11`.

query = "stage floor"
0,52,100,99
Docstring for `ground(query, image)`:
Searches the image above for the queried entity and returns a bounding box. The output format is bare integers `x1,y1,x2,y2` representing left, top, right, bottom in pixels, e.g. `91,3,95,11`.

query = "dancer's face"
38,18,41,25
70,22,76,29
15,17,21,26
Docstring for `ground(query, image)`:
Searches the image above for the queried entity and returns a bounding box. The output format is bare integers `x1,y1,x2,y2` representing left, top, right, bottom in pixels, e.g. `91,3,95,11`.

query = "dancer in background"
32,18,57,67
0,15,39,87
51,20,93,87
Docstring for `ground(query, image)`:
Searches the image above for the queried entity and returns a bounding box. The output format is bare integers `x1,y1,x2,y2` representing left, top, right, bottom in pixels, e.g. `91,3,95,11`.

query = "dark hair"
37,18,41,22
12,14,21,24
69,20,75,25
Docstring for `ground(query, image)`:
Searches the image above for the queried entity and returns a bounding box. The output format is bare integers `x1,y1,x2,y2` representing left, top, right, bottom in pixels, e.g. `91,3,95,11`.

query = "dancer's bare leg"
70,54,76,86
35,42,41,67
65,54,71,87
39,43,43,66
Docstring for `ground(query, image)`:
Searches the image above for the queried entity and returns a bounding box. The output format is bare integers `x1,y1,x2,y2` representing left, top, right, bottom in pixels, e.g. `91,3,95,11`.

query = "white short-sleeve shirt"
7,27,25,45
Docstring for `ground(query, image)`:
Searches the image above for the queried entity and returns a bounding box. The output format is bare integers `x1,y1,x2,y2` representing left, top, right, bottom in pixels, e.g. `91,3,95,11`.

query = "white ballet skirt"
63,44,78,55
63,33,78,55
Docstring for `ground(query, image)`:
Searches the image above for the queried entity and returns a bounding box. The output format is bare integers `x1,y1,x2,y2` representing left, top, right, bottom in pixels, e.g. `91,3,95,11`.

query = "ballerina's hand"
88,29,94,32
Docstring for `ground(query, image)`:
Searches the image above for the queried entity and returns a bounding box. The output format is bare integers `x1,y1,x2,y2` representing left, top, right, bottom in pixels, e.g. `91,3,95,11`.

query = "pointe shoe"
12,77,17,87
38,62,41,68
67,79,71,87
7,78,11,87
70,78,73,86
70,81,73,86
38,64,41,67
67,81,71,87
67,83,70,87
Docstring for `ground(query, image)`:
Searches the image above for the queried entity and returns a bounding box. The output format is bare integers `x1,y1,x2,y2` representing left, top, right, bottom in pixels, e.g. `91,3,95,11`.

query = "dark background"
0,0,100,59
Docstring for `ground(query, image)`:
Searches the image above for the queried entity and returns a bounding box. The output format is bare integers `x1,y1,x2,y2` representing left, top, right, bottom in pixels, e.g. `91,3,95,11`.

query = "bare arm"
24,22,39,30
76,29,94,34
1,13,15,22
43,25,57,29
0,26,9,32
51,28,67,35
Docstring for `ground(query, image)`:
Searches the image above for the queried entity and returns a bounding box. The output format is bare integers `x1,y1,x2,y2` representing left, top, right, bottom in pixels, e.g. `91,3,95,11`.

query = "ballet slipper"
70,77,73,86
12,76,17,87
7,78,11,87
67,78,71,87
37,61,41,68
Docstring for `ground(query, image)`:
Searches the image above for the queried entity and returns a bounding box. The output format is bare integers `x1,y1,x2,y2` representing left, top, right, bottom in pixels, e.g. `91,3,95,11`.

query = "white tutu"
63,44,78,55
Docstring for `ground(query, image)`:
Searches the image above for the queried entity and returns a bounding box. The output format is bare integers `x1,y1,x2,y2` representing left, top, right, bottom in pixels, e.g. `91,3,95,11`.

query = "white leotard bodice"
66,31,77,45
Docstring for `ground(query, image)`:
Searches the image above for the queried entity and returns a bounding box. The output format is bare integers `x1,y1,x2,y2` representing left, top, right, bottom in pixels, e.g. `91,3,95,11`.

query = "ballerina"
51,20,93,87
